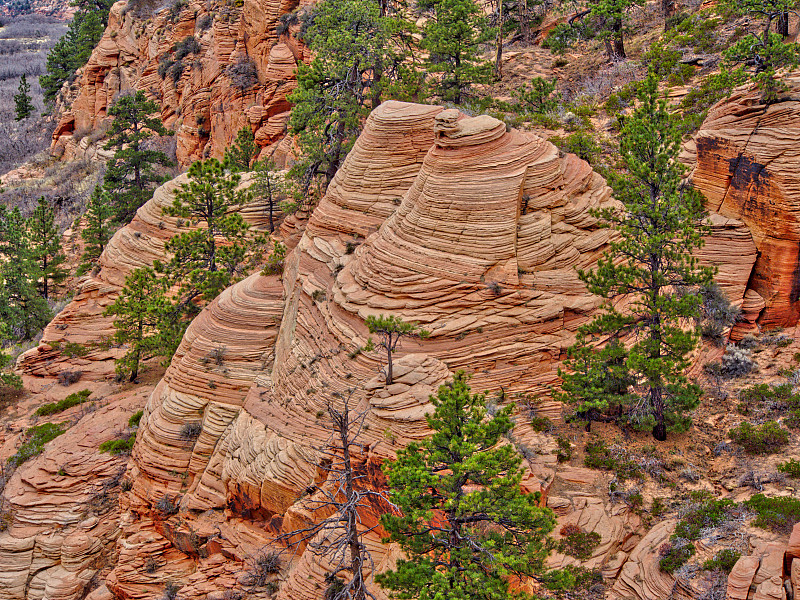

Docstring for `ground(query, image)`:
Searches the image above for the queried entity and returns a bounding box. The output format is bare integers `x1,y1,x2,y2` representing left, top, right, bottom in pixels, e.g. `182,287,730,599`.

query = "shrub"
162,581,181,600
539,565,604,593
0,509,12,532
778,459,800,478
558,523,601,560
174,36,201,60
158,57,174,79
62,342,88,358
530,416,552,432
197,13,213,31
555,436,572,463
551,131,600,165
744,494,800,533
729,421,789,454
513,77,558,114
155,494,180,516
227,56,258,90
242,549,281,588
583,440,642,481
720,344,755,378
702,548,740,573
56,370,83,386
128,410,144,428
99,434,136,455
179,422,202,441
262,241,286,275
659,539,695,573
8,423,66,467
169,60,185,83
674,498,735,540
35,389,91,416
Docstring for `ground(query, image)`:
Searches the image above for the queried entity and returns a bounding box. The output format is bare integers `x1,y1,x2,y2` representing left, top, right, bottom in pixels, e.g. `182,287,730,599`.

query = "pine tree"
252,159,283,233
28,197,68,300
79,186,115,274
417,0,495,103
105,266,169,382
223,127,260,172
288,0,410,193
560,76,714,441
364,315,428,385
590,0,645,60
40,0,113,103
0,207,51,341
162,159,258,309
103,91,173,224
13,75,35,121
377,371,556,600
722,0,799,103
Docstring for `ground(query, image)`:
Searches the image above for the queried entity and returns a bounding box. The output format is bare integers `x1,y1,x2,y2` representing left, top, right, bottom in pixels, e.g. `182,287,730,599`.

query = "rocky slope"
51,0,309,166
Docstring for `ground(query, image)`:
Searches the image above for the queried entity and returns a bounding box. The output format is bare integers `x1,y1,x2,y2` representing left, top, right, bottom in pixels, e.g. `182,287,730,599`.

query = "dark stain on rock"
728,152,769,191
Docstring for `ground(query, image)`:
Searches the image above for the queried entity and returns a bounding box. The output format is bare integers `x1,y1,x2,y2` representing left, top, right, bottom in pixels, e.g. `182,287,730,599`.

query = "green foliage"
702,549,741,573
721,0,799,103
513,77,558,114
103,91,173,224
658,540,695,573
418,0,494,104
40,0,114,103
99,434,136,455
0,206,52,341
8,422,66,468
583,440,642,481
678,68,747,133
289,0,410,194
35,389,92,416
555,436,572,463
744,493,800,533
128,410,144,428
551,131,601,165
223,127,260,172
557,524,601,560
173,35,201,60
365,314,429,385
62,342,88,358
14,74,35,121
539,565,604,594
79,186,115,273
105,266,170,382
251,159,285,233
590,0,645,59
28,197,68,299
560,76,714,441
542,22,582,54
377,371,556,600
778,458,800,478
163,158,260,306
262,240,287,275
729,421,789,454
674,498,735,540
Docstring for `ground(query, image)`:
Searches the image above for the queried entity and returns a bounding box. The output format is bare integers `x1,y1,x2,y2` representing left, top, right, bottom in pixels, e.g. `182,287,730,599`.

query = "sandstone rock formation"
688,73,800,328
51,0,310,166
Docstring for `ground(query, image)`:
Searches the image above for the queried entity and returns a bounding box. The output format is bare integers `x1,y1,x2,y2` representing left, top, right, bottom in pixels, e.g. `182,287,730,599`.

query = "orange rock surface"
51,0,310,166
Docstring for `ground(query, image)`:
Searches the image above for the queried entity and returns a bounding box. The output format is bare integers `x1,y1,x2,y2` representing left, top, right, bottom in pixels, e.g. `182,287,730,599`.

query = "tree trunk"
385,343,393,385
651,387,667,441
662,0,675,30
606,19,626,60
778,12,789,37
520,0,531,44
494,1,503,79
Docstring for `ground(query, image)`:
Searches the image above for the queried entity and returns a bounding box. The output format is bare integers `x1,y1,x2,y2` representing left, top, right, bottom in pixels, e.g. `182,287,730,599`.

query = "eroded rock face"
688,74,800,327
52,0,309,166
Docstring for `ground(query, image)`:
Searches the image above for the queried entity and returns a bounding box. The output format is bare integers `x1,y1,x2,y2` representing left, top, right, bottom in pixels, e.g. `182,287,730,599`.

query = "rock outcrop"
52,0,310,166
688,74,800,328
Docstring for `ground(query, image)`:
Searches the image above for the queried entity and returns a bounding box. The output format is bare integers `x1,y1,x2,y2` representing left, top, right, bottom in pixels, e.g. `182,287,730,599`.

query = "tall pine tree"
103,91,173,224
560,76,714,441
79,186,115,274
28,197,68,300
377,372,556,600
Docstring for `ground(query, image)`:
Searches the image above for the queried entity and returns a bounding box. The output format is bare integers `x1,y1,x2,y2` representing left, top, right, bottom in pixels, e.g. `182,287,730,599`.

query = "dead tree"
277,391,389,600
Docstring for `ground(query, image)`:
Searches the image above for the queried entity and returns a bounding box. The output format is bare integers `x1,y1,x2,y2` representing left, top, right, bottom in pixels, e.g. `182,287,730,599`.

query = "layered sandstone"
52,0,309,166
688,73,800,327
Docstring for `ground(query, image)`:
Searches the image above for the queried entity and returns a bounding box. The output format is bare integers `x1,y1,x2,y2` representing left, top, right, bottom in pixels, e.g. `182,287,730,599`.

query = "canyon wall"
51,0,309,166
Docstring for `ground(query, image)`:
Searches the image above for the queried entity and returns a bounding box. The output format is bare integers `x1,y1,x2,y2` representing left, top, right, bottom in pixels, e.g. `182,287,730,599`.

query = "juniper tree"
79,186,115,274
560,76,714,441
722,0,799,103
105,266,169,382
377,372,556,600
417,0,495,103
103,91,173,223
14,75,34,121
223,127,260,172
0,207,51,341
364,315,428,385
28,197,67,300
